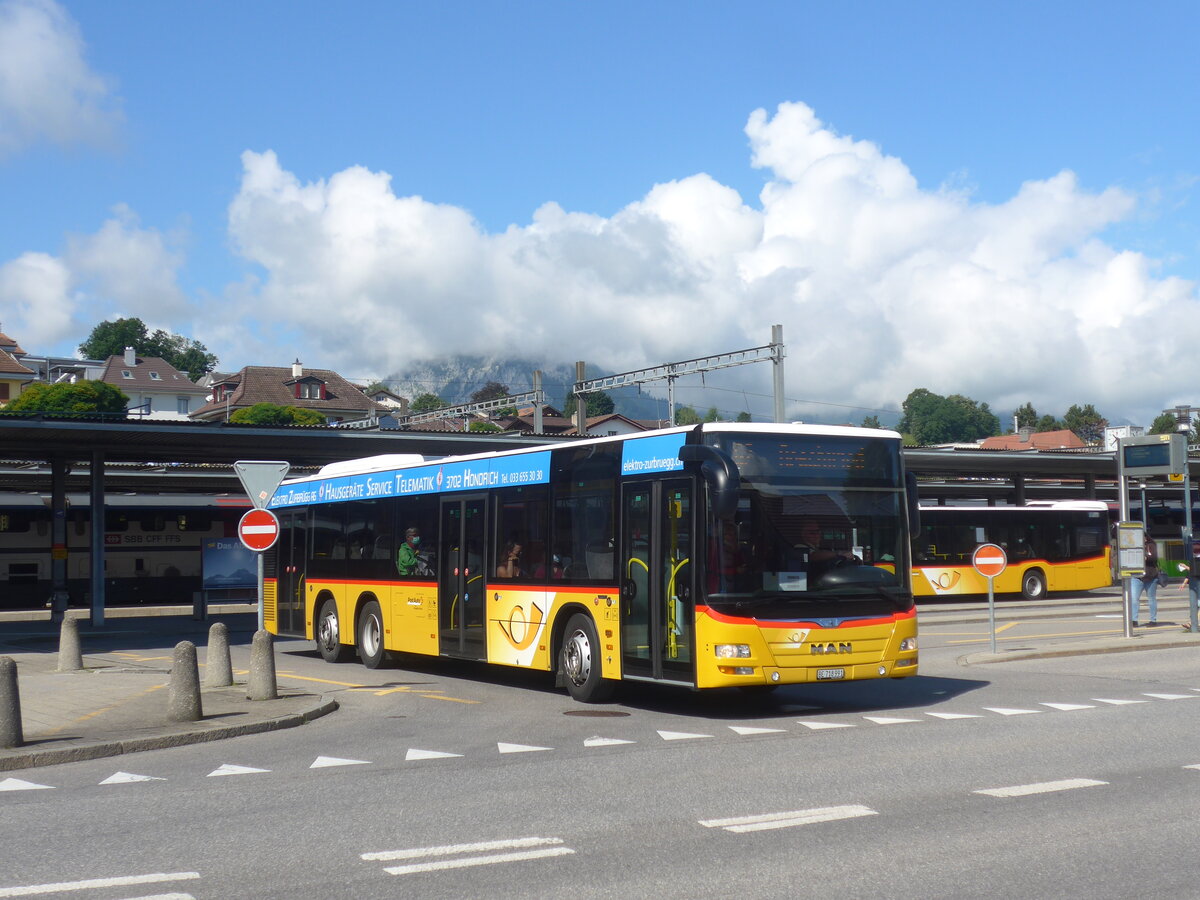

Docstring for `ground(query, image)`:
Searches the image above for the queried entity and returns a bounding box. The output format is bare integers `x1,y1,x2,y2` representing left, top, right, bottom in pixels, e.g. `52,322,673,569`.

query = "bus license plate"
816,668,845,680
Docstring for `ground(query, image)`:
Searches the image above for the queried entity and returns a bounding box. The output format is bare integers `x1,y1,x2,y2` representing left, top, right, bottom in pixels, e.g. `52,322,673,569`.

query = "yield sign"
972,543,1007,578
238,508,280,552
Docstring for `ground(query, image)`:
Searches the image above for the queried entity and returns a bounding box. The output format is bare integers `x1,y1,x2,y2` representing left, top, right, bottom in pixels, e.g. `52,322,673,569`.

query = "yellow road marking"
948,627,1122,645
273,670,480,703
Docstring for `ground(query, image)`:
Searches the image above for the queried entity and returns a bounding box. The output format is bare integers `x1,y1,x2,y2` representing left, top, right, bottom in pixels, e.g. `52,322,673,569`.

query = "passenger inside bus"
496,541,523,578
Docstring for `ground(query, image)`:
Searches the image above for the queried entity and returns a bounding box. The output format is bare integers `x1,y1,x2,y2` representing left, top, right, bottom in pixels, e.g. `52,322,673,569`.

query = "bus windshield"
703,433,912,619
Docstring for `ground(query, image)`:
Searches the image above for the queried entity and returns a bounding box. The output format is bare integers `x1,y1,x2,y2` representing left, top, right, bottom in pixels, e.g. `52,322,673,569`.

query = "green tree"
409,393,446,413
2,381,128,415
861,415,882,429
735,411,752,423
674,405,702,425
897,388,1000,445
78,317,218,380
470,381,510,404
703,407,721,423
229,403,326,425
563,390,615,418
468,419,501,433
1062,403,1108,445
1036,414,1064,431
1149,412,1179,434
1013,402,1038,431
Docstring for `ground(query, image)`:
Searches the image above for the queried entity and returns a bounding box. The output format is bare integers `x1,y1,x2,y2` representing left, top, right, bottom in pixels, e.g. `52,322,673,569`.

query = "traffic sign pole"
237,508,281,631
972,543,1008,654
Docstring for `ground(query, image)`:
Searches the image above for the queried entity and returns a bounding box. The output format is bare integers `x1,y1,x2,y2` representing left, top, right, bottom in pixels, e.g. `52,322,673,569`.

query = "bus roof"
279,422,903,488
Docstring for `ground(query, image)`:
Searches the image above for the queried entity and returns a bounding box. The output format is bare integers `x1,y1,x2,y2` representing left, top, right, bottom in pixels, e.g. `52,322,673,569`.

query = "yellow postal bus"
263,423,919,701
913,501,1112,600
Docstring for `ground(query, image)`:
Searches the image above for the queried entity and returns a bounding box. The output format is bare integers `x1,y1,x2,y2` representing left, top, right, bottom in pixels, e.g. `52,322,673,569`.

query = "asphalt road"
2,603,1199,899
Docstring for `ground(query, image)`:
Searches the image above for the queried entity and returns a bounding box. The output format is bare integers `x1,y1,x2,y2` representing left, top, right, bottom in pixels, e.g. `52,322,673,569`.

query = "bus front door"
275,509,307,637
620,480,694,684
438,495,487,659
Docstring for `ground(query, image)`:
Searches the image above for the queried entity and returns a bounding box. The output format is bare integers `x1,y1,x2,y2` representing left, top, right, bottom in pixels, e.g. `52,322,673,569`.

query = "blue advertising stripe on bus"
268,451,553,509
621,432,687,475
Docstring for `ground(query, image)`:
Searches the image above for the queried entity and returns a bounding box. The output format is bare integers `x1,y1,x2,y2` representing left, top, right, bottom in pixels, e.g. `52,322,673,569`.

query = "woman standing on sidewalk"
1130,539,1160,627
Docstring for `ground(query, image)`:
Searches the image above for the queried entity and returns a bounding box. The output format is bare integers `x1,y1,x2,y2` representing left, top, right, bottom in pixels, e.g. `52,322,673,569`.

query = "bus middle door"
438,495,487,660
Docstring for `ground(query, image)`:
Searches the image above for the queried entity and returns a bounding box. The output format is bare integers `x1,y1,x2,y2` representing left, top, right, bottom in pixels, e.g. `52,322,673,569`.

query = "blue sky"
1,0,1198,426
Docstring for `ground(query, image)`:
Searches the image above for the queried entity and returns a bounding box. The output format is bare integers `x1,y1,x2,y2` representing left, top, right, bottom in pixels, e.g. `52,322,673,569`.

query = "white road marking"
1092,698,1146,705
974,778,1107,798
657,730,712,741
99,772,166,785
310,756,370,768
982,707,1042,716
796,720,855,730
0,778,53,792
583,736,635,747
405,748,463,761
206,764,269,777
863,716,920,725
1184,764,1200,771
926,712,982,719
115,894,194,900
1040,703,1095,711
0,872,199,897
1143,693,1197,700
363,837,573,875
497,742,553,754
383,847,573,875
700,805,878,833
729,726,786,735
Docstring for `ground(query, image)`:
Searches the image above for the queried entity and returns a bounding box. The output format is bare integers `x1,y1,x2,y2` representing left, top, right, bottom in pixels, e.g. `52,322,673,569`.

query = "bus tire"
316,598,350,663
358,600,387,669
1021,569,1047,601
559,613,615,703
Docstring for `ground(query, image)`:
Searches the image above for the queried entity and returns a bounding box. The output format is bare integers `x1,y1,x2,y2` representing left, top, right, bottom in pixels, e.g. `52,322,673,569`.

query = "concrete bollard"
247,630,278,701
167,641,203,722
0,656,22,749
57,615,83,672
204,622,233,688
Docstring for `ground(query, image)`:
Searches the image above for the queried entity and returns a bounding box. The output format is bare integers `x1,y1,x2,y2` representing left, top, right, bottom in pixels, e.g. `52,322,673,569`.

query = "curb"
957,631,1200,666
0,696,338,773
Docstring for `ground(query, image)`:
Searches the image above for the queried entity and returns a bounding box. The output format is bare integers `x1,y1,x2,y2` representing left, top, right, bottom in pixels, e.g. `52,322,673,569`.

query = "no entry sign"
972,543,1007,578
238,508,280,552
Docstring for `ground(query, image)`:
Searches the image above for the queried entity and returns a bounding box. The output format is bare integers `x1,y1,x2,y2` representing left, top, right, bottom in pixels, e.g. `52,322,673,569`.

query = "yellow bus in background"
913,501,1112,600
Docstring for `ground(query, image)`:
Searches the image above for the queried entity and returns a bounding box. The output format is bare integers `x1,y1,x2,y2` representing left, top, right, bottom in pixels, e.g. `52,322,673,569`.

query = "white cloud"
224,106,1199,425
0,0,121,156
0,250,72,346
0,207,191,353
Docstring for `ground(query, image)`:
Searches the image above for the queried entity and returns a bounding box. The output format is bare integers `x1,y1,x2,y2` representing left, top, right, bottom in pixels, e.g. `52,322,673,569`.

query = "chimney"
292,359,303,378
124,347,136,367
1018,426,1033,443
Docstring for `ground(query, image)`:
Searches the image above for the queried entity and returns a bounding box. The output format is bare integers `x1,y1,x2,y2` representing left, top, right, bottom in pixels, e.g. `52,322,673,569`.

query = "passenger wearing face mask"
396,527,425,576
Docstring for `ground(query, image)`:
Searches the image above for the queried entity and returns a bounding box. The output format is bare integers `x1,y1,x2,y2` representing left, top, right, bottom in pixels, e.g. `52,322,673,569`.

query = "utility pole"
573,325,787,426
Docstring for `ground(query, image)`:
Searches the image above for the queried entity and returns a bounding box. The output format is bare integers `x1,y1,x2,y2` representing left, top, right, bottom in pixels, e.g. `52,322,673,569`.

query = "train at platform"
0,493,250,609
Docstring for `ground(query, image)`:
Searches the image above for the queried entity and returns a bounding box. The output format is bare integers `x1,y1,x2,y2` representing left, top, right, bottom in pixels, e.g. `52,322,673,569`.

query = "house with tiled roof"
191,360,387,424
0,327,27,359
93,348,210,420
0,346,35,406
979,428,1087,451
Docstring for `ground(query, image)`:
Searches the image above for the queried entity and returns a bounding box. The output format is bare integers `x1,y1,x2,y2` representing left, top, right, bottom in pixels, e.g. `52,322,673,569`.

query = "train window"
7,562,39,584
142,514,166,533
0,512,32,533
105,511,129,533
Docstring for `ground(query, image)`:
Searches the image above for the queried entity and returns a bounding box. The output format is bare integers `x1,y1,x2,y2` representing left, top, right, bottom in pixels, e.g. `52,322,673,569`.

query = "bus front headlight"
714,644,751,659
899,637,918,652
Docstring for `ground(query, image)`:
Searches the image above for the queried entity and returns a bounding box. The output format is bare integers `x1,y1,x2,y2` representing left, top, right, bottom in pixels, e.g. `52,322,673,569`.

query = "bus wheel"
560,613,614,703
1021,569,1047,600
358,600,387,669
316,599,349,663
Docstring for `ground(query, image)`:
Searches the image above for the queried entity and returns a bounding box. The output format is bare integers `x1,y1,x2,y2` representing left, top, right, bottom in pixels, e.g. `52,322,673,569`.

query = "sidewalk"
0,609,336,773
